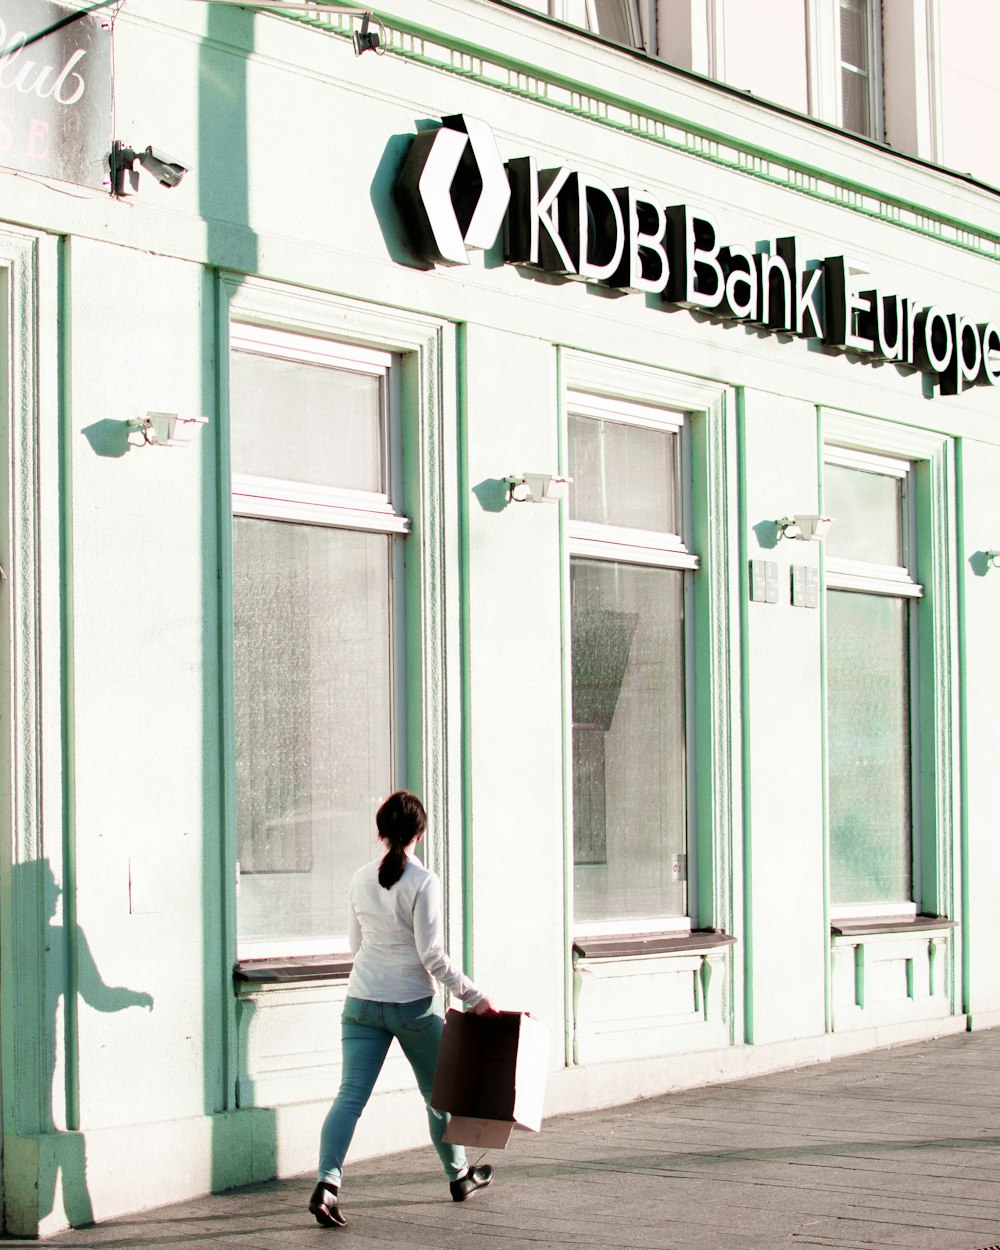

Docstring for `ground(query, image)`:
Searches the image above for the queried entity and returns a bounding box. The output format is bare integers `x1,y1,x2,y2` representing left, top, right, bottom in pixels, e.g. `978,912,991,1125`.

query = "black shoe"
309,1181,347,1228
450,1164,495,1202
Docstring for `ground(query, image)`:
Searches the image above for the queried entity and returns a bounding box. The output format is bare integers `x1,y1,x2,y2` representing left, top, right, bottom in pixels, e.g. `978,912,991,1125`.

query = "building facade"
1,0,999,1234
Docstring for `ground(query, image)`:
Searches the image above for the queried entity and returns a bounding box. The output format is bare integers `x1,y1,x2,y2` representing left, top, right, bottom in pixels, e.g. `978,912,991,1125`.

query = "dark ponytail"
376,790,426,890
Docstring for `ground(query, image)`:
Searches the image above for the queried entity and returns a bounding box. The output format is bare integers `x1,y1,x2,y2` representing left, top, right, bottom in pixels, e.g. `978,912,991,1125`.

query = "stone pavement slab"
6,1028,1000,1250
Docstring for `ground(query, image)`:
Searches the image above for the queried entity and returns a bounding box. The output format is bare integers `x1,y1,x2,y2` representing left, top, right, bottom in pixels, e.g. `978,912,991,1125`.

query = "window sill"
234,955,353,987
830,915,956,938
573,930,736,960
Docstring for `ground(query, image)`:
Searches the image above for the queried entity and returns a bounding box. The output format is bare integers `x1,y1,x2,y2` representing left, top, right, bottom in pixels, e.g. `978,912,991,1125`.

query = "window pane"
571,559,686,923
841,68,870,136
824,463,903,565
569,414,677,531
231,350,383,491
234,516,393,948
591,0,636,45
839,0,867,69
828,590,912,905
562,0,637,45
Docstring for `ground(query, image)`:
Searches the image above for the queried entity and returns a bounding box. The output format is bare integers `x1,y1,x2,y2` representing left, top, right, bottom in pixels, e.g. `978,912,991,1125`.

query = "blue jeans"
317,995,468,1185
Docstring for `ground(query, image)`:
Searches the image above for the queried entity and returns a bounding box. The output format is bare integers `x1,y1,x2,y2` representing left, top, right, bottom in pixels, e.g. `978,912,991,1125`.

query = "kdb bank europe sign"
394,114,999,399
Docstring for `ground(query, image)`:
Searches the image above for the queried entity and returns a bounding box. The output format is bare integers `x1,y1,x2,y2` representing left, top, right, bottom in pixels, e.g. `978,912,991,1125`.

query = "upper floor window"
839,0,883,138
567,394,698,936
514,0,644,49
230,325,407,959
572,0,642,46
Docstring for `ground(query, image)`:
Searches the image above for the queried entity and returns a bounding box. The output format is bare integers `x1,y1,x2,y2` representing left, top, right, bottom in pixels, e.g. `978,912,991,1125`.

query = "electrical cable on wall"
0,0,121,56
2,1,385,59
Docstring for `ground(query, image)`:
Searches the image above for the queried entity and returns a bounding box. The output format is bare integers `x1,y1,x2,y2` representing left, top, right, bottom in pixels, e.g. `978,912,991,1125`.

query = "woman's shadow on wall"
15,859,154,1231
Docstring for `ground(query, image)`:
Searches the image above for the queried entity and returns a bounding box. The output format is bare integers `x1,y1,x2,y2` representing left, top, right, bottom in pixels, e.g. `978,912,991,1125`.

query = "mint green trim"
221,280,456,974
735,386,754,1046
0,229,55,1154
455,321,474,980
912,445,958,930
286,11,1000,264
561,355,740,1049
555,347,574,1068
954,439,970,1015
821,413,960,1020
58,236,80,1132
213,273,239,1110
854,945,865,1011
687,385,741,1044
817,407,832,1036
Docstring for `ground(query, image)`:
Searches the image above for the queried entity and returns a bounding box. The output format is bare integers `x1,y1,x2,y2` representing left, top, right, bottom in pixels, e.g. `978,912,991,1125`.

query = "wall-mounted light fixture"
110,142,190,196
986,551,1000,570
128,413,208,448
505,473,572,504
778,514,834,542
352,11,382,54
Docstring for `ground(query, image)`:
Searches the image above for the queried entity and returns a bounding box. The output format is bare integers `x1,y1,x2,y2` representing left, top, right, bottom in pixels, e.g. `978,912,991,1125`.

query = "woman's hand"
470,996,500,1016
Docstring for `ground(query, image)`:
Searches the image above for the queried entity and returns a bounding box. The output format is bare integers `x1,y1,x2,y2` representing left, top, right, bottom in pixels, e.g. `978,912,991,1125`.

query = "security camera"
109,140,190,195
137,146,189,188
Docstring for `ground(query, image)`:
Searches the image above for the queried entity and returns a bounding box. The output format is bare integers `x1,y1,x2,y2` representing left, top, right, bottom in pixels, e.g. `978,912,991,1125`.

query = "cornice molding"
287,6,1000,264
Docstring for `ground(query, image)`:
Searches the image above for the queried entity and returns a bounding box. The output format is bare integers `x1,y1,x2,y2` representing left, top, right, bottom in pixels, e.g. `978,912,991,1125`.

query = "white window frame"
568,390,698,939
836,0,884,139
825,447,921,599
230,324,409,961
825,444,921,923
230,325,409,536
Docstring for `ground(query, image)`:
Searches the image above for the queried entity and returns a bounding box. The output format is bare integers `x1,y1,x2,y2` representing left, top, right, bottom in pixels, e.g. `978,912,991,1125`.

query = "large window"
568,395,698,934
838,0,882,138
825,448,920,913
230,325,407,958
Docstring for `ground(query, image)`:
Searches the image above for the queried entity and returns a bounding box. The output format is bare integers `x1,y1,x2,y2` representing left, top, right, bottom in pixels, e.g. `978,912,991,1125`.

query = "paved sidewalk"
10,1028,1000,1250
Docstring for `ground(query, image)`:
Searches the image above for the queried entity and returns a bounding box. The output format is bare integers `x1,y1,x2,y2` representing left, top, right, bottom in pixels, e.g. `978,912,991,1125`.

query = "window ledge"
830,915,956,938
573,930,736,960
234,955,353,987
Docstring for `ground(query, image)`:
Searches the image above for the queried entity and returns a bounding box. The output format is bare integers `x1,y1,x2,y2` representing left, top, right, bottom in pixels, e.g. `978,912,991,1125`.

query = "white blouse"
345,855,484,1006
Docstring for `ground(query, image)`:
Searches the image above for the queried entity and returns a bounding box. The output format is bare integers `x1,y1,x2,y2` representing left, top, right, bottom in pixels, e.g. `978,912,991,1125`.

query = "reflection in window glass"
561,0,639,46
230,350,383,491
234,517,392,948
825,463,903,566
571,558,686,923
591,0,636,44
569,414,677,532
828,590,912,904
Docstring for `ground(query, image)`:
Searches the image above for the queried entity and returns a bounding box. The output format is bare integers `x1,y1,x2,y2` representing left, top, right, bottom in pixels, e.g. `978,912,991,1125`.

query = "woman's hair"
376,790,427,890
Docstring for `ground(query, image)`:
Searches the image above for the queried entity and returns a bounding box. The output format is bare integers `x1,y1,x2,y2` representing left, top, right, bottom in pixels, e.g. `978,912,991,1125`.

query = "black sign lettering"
394,115,1000,401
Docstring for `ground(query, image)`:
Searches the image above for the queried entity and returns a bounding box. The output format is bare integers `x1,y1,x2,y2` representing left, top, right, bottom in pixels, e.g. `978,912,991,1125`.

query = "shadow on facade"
198,5,277,1196
14,859,153,1229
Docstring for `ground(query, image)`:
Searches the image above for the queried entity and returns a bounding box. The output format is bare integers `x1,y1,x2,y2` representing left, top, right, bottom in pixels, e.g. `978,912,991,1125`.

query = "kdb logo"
394,115,510,266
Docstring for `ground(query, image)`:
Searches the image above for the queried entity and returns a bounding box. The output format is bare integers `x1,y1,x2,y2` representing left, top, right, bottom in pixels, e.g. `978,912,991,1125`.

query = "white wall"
740,391,827,1045
723,0,809,113
68,239,222,1132
938,0,1000,186
461,327,568,1035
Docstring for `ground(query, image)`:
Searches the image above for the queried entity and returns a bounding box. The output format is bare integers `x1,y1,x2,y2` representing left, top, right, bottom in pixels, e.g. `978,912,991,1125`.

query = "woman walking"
309,790,497,1229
